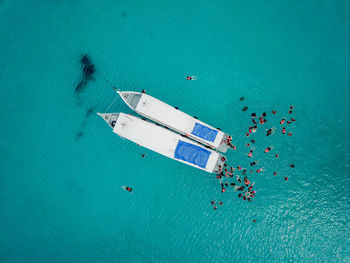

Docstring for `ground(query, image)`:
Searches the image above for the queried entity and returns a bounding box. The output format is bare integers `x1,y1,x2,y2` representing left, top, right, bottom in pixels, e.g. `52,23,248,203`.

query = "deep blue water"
1,0,350,262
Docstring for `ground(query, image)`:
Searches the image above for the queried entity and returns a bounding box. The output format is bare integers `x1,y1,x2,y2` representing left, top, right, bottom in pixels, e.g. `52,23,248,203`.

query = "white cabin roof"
134,94,225,149
113,113,220,173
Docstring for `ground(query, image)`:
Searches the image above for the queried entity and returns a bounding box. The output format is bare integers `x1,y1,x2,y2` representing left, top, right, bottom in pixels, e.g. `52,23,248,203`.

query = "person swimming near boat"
266,127,276,136
122,186,132,192
141,89,146,93
264,146,273,153
186,76,197,80
141,154,146,158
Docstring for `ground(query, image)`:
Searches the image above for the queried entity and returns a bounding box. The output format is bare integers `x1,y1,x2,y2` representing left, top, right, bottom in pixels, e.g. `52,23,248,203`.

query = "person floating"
141,154,146,158
122,186,132,192
265,146,273,153
186,76,197,80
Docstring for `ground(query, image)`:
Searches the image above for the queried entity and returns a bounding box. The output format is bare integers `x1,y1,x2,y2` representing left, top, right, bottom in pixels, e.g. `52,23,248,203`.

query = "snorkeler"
250,160,259,166
264,146,273,153
246,147,255,158
122,186,133,192
266,127,276,136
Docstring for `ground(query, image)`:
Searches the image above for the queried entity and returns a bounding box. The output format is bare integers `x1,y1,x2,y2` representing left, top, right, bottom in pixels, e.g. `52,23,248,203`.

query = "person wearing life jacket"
250,161,258,166
123,186,132,192
246,147,255,158
266,127,276,136
280,118,286,124
282,127,286,134
265,146,273,153
256,168,264,173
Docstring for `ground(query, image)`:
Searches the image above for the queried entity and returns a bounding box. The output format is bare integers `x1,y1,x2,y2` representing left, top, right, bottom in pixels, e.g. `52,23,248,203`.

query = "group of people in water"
213,103,296,208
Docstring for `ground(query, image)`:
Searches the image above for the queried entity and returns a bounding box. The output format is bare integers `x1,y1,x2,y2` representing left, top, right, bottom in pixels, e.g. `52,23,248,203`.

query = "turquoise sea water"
1,0,350,262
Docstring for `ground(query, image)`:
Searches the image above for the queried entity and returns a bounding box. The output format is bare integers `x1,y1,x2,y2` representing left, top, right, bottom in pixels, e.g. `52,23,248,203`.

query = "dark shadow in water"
242,106,248,112
240,96,245,101
75,132,83,140
75,54,96,93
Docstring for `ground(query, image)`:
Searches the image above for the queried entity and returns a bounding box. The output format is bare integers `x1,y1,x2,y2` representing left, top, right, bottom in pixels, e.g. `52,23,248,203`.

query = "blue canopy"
191,123,218,142
174,140,211,168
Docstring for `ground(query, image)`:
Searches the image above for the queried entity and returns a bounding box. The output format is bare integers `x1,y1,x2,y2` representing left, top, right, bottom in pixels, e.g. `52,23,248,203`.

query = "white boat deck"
98,112,226,173
118,91,230,153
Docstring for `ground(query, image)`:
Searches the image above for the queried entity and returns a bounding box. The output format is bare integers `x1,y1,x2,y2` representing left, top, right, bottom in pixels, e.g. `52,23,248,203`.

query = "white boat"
116,90,233,153
98,112,227,173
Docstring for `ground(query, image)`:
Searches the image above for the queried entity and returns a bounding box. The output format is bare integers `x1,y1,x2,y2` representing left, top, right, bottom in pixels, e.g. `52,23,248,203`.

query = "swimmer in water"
282,127,286,134
122,186,133,192
288,132,292,136
211,200,215,205
289,110,293,114
275,154,279,158
186,76,197,80
264,146,273,153
261,112,267,118
141,154,146,158
290,105,294,109
246,147,255,158
287,120,291,124
290,164,295,168
272,110,277,115
291,118,296,122
251,139,255,144
219,201,223,205
251,113,256,118
273,171,277,176
250,160,259,166
256,168,264,173
266,127,276,136
280,118,286,124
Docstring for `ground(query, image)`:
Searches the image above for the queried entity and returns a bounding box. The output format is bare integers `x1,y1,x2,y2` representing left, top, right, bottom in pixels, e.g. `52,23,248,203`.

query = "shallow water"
0,0,350,262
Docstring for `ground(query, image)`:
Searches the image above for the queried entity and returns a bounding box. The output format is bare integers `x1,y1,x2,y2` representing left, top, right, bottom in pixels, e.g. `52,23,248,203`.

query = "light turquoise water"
1,0,350,262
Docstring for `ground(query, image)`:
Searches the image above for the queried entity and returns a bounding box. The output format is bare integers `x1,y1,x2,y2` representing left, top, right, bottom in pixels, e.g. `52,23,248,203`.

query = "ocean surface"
1,0,350,262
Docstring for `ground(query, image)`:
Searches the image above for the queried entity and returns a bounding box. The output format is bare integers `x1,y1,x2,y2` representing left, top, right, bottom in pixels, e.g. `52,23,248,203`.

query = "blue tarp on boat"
174,140,211,168
191,123,218,142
